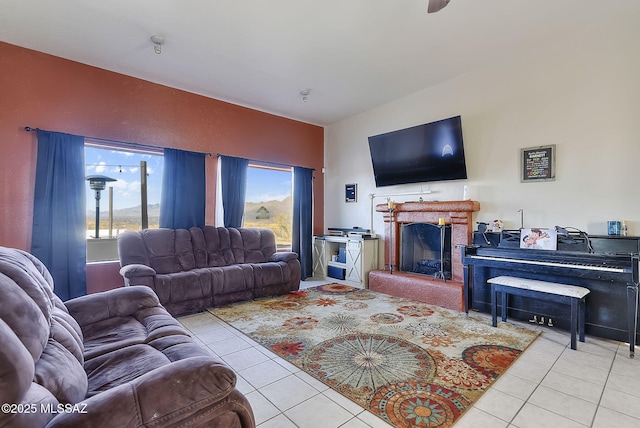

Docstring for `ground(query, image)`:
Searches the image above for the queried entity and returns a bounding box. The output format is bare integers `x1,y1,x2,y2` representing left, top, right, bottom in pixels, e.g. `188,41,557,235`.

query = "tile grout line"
505,339,567,427
588,341,620,428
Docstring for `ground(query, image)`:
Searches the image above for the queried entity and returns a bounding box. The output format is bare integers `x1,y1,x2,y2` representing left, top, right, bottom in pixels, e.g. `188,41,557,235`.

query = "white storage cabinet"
313,235,378,287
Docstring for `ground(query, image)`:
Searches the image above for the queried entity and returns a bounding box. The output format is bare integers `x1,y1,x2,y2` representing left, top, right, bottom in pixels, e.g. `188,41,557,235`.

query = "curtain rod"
24,126,212,157
216,153,315,171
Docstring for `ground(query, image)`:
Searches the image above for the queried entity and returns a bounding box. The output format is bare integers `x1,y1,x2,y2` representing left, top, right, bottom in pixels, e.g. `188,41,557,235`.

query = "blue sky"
85,147,292,210
245,166,292,203
85,147,163,210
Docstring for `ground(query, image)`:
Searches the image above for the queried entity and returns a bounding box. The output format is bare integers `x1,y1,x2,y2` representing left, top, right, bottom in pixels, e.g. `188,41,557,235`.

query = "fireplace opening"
400,223,452,280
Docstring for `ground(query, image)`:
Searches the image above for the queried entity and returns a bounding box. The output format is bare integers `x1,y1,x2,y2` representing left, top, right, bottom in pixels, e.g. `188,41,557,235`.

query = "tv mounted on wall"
368,115,467,187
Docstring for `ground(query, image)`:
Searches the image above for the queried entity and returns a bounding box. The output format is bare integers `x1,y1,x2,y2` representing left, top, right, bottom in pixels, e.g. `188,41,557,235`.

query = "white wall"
324,12,640,249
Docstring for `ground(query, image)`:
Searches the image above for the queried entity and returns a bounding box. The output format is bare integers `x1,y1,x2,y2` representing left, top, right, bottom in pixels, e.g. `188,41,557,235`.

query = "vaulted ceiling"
1,0,637,126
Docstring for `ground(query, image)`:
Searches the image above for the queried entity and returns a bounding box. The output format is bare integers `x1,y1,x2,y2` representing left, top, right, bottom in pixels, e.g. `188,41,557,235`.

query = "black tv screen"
368,115,467,187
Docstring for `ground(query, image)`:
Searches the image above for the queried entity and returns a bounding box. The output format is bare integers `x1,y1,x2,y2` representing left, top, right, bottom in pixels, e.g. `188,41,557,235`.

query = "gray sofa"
0,246,255,428
118,226,301,316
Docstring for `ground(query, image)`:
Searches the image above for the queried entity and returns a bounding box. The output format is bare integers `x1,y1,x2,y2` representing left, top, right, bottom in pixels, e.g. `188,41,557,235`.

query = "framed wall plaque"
345,183,357,202
521,144,556,182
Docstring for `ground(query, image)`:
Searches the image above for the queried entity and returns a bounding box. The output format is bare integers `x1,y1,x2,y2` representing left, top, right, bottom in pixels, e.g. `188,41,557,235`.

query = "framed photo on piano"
521,144,556,182
520,228,557,250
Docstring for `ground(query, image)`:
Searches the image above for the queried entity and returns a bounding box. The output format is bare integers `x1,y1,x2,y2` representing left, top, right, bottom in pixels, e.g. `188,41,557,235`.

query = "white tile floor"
178,279,640,427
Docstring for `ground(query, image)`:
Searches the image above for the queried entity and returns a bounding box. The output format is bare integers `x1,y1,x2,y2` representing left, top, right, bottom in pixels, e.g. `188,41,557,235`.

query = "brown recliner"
0,246,255,428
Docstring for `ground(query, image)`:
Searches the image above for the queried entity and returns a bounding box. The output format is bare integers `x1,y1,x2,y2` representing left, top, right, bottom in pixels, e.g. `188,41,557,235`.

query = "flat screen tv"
368,115,467,187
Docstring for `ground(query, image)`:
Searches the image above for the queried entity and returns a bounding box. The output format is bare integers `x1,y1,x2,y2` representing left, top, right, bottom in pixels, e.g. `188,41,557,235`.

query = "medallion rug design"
210,284,540,427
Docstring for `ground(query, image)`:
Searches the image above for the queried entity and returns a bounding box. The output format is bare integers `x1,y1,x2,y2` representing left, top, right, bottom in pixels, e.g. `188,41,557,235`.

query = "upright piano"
462,244,639,357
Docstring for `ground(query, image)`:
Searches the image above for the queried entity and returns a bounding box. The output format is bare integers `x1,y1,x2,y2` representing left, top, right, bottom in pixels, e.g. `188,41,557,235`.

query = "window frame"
84,140,164,262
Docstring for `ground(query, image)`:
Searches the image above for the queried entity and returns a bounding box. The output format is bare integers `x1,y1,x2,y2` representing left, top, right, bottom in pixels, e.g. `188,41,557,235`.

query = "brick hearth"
369,200,480,311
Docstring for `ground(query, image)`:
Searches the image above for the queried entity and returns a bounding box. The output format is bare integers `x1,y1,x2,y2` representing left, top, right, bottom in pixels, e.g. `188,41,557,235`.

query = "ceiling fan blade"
427,0,451,14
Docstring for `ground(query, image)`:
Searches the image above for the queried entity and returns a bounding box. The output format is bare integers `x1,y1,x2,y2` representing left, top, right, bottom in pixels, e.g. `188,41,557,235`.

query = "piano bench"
487,276,590,350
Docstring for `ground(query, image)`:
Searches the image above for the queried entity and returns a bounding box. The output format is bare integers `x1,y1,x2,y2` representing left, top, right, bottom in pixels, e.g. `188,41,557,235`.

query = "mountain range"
87,197,292,227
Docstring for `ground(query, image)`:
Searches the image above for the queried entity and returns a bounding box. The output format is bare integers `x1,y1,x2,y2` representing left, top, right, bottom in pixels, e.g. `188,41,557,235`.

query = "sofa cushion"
65,285,161,327
0,319,35,410
144,228,196,274
81,304,201,360
252,261,292,288
1,314,61,428
56,357,245,428
118,229,196,275
154,268,213,305
190,226,215,267
211,265,255,294
84,330,215,396
81,316,149,360
192,226,240,267
239,228,274,263
190,227,279,267
85,344,173,396
0,271,50,362
34,337,88,403
139,308,202,343
146,335,213,361
51,310,84,362
0,247,88,405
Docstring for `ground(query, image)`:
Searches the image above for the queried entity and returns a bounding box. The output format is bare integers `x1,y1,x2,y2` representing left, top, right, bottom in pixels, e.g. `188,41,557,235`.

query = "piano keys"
462,245,639,357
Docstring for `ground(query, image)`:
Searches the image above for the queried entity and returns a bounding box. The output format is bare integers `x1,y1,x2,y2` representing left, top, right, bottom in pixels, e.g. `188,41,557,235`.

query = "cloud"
95,161,107,173
112,150,135,157
111,179,140,191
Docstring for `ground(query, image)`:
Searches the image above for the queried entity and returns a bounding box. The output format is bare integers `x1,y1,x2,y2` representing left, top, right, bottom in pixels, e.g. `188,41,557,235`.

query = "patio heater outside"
86,175,116,239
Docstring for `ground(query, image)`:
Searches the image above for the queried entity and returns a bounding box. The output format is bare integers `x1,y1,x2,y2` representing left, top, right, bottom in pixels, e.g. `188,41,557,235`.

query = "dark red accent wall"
0,41,324,292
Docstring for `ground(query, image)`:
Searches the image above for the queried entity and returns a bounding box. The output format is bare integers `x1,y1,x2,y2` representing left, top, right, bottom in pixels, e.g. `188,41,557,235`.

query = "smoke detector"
151,35,165,54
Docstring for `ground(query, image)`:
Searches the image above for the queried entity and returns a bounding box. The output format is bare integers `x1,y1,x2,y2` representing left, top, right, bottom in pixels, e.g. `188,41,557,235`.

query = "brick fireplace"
369,200,480,311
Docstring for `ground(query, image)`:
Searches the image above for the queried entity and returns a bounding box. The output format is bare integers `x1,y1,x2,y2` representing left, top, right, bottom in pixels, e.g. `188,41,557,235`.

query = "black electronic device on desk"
462,244,639,357
327,227,372,238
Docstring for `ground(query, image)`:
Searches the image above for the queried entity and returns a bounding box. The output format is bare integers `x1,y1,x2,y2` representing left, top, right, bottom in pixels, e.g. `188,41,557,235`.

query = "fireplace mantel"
370,200,480,311
376,200,480,214
376,200,480,226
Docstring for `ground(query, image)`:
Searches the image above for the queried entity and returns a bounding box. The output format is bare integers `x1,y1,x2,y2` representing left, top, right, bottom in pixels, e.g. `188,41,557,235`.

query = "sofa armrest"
64,286,160,327
269,252,298,263
46,357,254,428
119,263,156,279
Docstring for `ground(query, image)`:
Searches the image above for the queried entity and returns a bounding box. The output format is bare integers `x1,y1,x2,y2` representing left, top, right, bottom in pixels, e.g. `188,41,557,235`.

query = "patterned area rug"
210,284,539,427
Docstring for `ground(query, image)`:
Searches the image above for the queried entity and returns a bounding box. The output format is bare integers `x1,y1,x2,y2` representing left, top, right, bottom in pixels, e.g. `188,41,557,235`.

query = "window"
84,143,163,261
243,164,293,250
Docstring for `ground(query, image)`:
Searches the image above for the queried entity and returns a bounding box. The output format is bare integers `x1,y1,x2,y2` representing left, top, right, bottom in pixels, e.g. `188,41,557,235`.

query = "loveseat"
0,246,255,428
118,226,301,316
